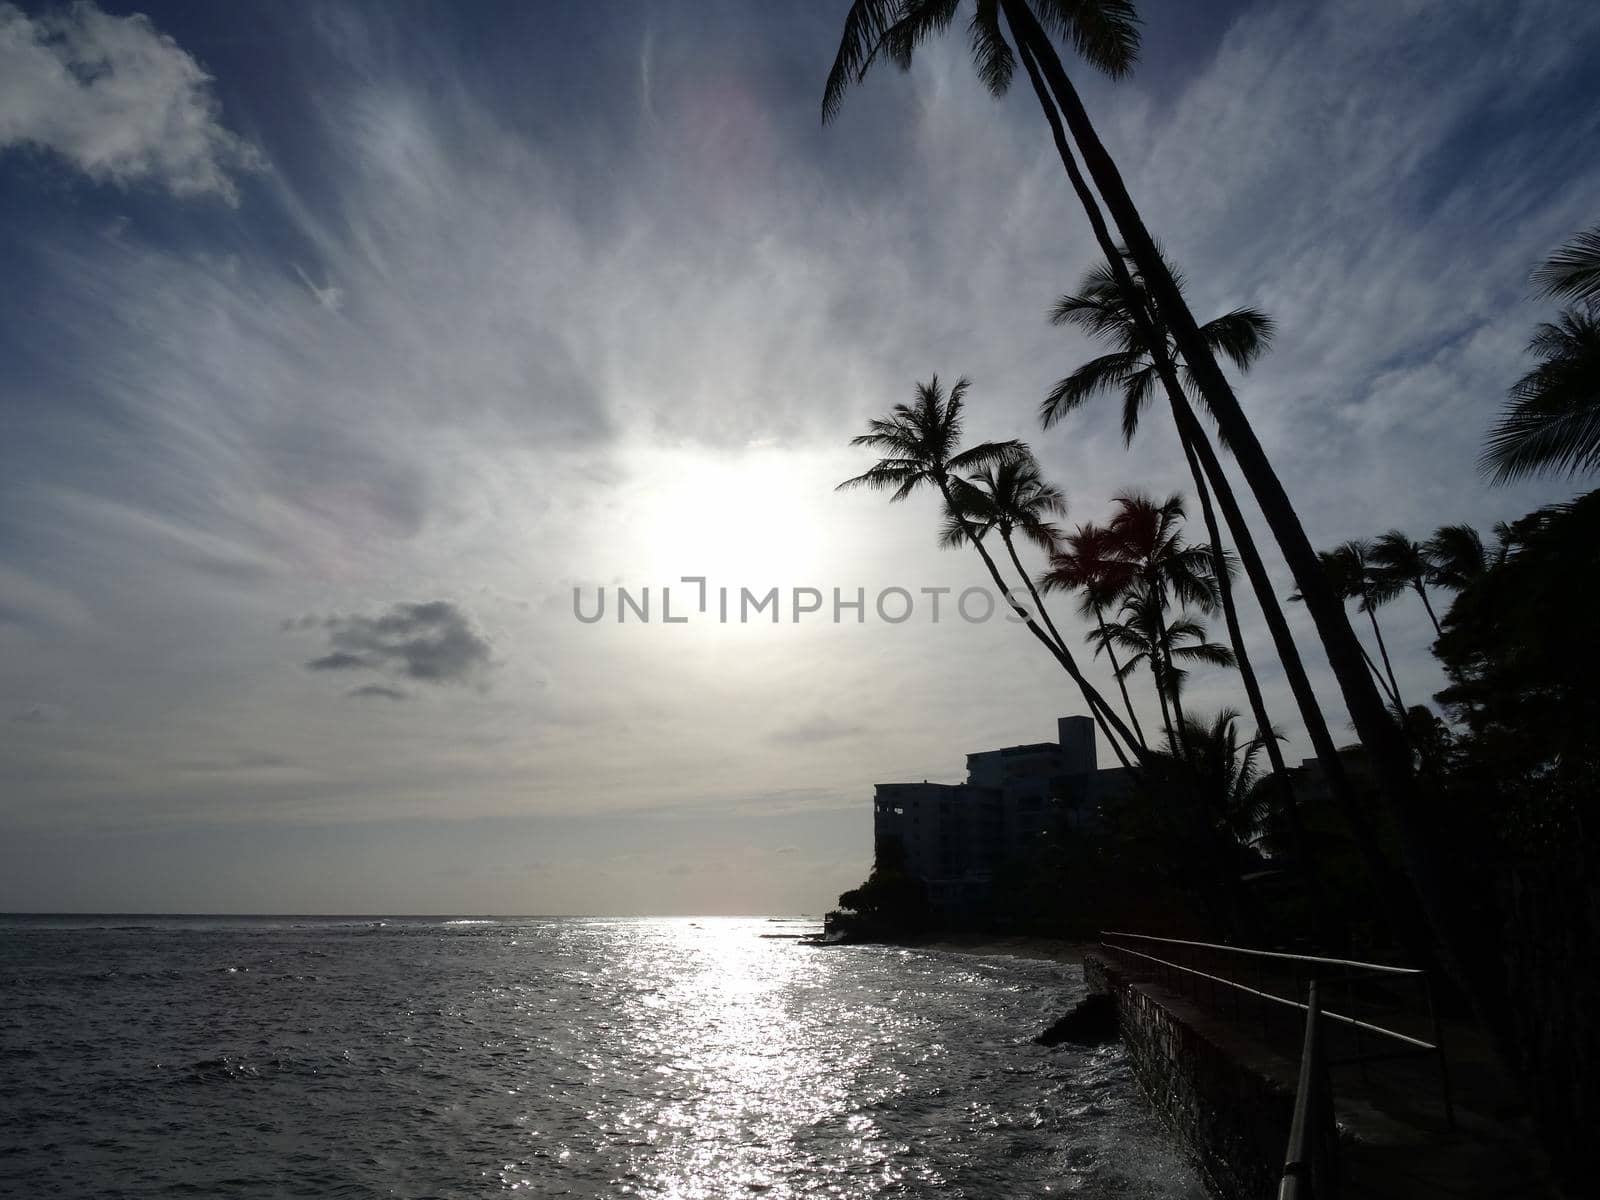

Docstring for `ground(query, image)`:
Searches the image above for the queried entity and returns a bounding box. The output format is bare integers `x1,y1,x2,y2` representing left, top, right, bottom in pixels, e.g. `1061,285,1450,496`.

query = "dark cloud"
293,600,492,689
308,652,369,671
348,684,409,701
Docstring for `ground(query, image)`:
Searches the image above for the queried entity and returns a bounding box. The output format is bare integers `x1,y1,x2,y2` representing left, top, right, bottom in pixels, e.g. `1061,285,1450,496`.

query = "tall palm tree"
1039,522,1145,747
1042,255,1320,801
1091,588,1233,747
1423,523,1490,594
837,375,1139,762
1371,530,1442,636
824,3,1428,935
1481,308,1600,483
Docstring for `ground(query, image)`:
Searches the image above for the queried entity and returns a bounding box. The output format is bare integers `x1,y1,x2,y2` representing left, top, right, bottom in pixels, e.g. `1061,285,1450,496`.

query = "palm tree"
1295,543,1406,713
1371,530,1442,635
824,3,1427,933
1531,222,1600,306
1106,492,1225,740
1039,522,1145,747
940,454,1072,654
1042,255,1323,803
1481,308,1600,483
1091,588,1234,747
1423,523,1490,593
1166,708,1279,848
837,375,1139,762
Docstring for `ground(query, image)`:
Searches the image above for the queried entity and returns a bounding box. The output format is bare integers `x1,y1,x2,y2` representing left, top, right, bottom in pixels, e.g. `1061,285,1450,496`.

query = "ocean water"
0,916,1204,1198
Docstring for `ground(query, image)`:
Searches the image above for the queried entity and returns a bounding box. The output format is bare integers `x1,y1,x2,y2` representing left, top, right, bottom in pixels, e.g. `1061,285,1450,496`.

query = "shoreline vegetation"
817,4,1598,1193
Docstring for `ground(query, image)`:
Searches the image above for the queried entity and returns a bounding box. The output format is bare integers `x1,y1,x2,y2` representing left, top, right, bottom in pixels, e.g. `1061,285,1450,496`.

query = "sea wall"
1084,953,1295,1200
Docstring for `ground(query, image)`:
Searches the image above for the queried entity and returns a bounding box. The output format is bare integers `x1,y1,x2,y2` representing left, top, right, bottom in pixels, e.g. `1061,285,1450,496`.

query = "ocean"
0,915,1204,1198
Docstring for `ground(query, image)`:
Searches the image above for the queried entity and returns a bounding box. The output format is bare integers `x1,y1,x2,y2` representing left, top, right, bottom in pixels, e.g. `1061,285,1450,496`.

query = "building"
871,716,1132,919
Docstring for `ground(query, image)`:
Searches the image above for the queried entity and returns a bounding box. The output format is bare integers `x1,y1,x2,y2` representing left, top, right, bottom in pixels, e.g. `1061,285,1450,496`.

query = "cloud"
293,600,492,688
0,1,261,202
348,684,409,701
9,702,65,724
770,714,868,745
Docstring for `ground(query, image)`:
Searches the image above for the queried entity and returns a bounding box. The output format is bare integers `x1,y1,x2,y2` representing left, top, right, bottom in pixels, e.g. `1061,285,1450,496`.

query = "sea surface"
0,915,1204,1198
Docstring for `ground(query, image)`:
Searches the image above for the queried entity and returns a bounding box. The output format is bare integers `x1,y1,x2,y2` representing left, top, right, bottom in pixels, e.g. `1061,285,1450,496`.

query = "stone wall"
1084,953,1298,1200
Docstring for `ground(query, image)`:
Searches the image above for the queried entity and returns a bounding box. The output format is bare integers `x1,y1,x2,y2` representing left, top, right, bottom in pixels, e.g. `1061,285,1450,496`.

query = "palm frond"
1040,350,1144,428
1031,0,1141,79
821,0,902,124
1531,224,1600,305
1480,310,1600,483
1200,307,1275,371
967,0,1014,96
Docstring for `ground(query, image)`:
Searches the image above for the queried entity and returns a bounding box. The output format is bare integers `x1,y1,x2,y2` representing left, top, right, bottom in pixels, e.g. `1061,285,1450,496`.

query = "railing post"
1421,974,1456,1129
1281,980,1338,1199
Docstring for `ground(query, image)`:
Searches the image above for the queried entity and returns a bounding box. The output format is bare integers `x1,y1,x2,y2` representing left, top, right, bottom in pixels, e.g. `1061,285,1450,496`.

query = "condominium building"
871,716,1131,917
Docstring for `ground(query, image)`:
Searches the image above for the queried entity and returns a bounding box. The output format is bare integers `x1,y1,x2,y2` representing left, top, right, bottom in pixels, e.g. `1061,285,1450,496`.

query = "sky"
2,0,1597,915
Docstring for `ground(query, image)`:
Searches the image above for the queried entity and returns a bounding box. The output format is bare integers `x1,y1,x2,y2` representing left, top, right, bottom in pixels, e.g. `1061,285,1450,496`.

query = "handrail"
1099,930,1456,1129
1279,980,1329,1200
1102,942,1437,1051
1100,929,1423,977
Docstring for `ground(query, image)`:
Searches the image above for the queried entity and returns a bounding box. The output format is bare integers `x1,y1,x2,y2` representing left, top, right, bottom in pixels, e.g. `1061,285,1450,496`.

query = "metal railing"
1280,980,1336,1199
1098,931,1455,1130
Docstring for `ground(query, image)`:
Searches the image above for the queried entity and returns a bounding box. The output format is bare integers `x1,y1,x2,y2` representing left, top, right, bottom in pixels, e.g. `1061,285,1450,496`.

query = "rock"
1036,991,1118,1046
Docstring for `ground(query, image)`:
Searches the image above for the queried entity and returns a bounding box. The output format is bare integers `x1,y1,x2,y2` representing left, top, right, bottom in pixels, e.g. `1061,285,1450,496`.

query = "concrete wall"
1085,953,1298,1200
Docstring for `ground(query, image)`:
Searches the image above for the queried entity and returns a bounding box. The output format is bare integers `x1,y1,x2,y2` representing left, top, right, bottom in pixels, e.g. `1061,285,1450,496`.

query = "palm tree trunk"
934,475,1139,767
1356,635,1401,710
1006,2,1439,969
1010,17,1440,969
1000,530,1134,757
1152,593,1190,756
1416,584,1442,636
1094,606,1146,748
1364,604,1406,713
1176,421,1292,772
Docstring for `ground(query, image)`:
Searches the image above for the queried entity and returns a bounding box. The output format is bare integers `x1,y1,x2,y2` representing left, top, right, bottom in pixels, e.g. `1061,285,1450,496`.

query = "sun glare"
624,447,830,589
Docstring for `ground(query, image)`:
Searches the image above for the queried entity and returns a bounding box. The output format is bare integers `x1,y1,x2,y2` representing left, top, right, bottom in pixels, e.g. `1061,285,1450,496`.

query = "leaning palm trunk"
1363,605,1406,713
1012,24,1435,965
1152,595,1190,756
1004,0,1436,955
1093,606,1146,748
936,474,1138,768
1415,583,1442,636
1176,429,1290,775
999,527,1134,764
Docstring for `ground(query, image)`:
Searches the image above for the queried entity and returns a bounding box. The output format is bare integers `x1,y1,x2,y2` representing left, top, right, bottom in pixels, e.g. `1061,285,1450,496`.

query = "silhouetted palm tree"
1481,308,1600,483
1042,254,1318,803
1164,708,1279,848
838,376,1138,762
824,2,1425,910
941,454,1070,649
1295,543,1405,713
1039,522,1145,748
1531,222,1600,306
1092,588,1234,747
1423,524,1491,593
1371,530,1442,636
1102,493,1227,747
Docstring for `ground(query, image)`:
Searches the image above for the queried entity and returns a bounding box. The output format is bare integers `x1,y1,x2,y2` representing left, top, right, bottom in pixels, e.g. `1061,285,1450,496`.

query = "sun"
623,445,830,589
